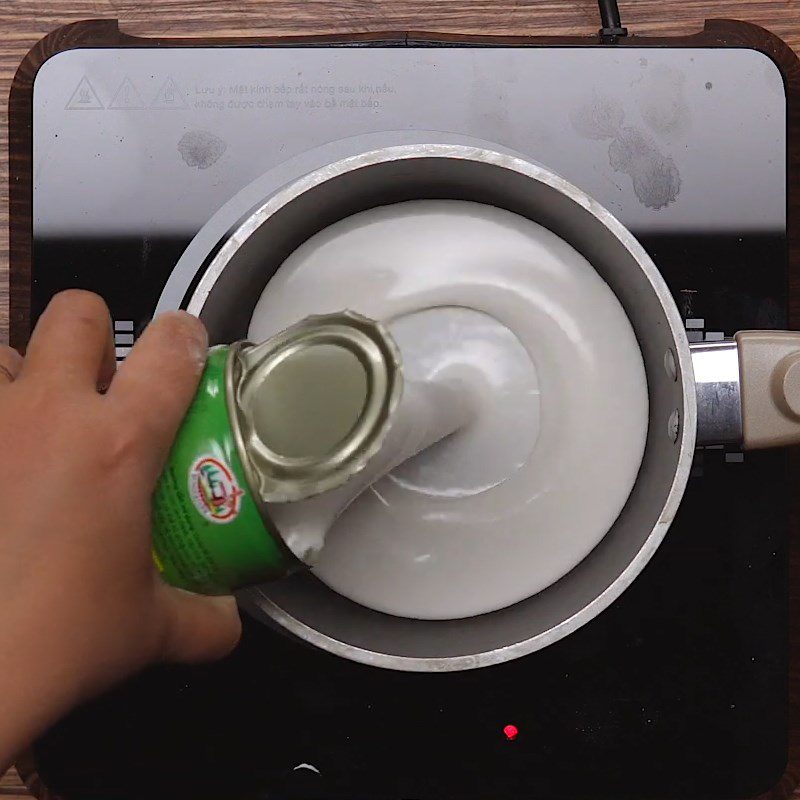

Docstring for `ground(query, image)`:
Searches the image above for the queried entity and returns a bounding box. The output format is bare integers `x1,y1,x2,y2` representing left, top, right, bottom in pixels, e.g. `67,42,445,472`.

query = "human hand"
0,291,241,770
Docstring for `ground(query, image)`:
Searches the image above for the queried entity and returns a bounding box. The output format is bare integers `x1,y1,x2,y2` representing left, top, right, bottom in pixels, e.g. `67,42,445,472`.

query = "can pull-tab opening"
233,311,399,503
251,342,369,462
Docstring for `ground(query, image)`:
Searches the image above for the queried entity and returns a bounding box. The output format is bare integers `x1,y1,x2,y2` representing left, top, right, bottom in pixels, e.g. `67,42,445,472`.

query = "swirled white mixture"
249,200,648,620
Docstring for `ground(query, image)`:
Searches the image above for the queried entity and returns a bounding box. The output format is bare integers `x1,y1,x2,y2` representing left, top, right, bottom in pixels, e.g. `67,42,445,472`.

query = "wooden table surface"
2,1,800,797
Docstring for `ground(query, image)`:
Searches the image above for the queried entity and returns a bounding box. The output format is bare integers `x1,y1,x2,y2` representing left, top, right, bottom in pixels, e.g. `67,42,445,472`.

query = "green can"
151,312,404,595
151,345,295,595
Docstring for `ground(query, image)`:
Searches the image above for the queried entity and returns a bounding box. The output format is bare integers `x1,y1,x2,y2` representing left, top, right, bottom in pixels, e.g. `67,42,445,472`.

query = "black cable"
598,0,628,41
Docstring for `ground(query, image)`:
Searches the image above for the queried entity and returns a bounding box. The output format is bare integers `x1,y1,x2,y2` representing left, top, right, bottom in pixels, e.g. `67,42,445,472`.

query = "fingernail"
210,595,239,613
158,311,208,371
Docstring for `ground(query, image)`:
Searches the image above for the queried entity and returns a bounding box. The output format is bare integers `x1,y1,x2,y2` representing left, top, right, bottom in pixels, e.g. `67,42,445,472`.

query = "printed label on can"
153,346,291,594
188,455,244,524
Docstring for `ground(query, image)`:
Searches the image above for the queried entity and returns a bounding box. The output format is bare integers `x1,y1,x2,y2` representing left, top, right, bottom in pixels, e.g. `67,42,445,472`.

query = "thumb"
158,587,242,664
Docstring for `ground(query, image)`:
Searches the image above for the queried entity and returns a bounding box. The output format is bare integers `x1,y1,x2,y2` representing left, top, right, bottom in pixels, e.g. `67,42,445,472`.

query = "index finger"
108,312,207,462
22,290,115,390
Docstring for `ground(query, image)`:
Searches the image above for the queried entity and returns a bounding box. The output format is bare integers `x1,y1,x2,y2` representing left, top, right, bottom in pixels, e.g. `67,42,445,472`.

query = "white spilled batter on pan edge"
248,200,649,620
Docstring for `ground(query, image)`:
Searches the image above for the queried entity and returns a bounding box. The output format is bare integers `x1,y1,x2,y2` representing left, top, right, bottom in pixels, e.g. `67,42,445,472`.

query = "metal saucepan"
185,144,799,671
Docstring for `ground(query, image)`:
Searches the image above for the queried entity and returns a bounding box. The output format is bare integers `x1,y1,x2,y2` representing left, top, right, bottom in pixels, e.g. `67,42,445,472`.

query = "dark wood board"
3,4,800,799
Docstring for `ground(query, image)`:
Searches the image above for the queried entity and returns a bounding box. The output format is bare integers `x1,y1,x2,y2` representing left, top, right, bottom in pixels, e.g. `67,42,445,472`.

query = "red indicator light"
503,724,519,741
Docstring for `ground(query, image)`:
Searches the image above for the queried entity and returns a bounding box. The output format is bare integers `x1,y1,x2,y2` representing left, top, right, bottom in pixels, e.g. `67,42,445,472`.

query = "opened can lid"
228,310,404,504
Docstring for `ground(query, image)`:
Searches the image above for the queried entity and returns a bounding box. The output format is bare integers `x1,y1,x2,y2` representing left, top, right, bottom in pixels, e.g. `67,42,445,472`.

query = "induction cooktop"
9,19,794,800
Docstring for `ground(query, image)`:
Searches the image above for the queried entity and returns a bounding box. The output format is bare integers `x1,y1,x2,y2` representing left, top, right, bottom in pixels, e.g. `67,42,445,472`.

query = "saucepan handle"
692,331,800,449
735,330,800,449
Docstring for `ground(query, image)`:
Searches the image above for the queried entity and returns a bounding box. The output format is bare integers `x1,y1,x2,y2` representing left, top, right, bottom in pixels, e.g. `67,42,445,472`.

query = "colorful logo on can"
188,455,244,523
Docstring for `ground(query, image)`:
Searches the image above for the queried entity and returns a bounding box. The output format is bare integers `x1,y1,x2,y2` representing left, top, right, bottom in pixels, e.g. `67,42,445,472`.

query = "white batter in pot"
249,200,649,620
